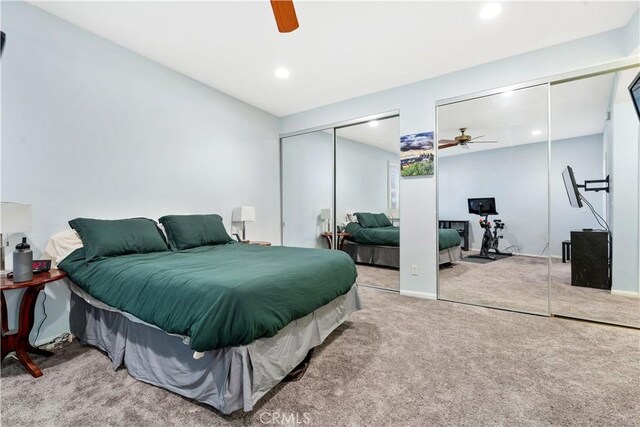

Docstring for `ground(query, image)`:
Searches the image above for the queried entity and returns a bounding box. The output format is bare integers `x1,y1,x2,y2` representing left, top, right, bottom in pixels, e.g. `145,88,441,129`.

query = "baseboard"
610,289,640,298
400,290,437,300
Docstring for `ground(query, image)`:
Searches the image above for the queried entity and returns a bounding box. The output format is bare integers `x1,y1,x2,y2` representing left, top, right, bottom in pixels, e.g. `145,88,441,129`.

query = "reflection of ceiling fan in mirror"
439,128,498,149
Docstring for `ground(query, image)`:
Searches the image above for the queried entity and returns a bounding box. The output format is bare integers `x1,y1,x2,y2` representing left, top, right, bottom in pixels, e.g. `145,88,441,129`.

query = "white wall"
282,131,397,249
281,131,333,249
336,137,397,226
281,20,638,299
438,134,604,257
550,135,607,257
609,98,640,295
1,2,280,344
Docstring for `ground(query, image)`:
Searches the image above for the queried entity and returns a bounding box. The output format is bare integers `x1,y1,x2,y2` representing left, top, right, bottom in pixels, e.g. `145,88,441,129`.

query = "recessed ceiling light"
501,90,515,97
369,120,379,127
274,67,290,79
531,130,542,136
479,2,502,20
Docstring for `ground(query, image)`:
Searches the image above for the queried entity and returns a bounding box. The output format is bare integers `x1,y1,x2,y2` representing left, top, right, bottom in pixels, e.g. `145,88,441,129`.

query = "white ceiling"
437,70,627,157
336,117,400,153
31,1,639,117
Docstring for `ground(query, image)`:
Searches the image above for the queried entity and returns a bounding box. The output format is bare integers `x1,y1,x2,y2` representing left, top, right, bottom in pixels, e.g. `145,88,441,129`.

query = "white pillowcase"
44,229,84,268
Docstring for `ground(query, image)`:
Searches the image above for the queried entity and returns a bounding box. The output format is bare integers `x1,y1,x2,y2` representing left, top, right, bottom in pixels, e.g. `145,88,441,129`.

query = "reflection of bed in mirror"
342,213,461,268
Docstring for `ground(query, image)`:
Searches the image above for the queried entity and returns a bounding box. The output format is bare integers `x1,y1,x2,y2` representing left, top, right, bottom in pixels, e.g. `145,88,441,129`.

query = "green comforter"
344,223,461,250
345,223,400,246
59,243,357,351
439,229,462,250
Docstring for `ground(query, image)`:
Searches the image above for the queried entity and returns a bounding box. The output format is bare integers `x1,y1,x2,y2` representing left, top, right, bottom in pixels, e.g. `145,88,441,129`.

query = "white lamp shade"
233,206,256,222
320,208,332,220
0,202,32,233
388,208,400,218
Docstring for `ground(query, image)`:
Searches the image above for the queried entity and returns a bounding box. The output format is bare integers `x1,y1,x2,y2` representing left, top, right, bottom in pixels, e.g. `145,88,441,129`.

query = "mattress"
344,223,461,251
345,223,400,246
59,243,357,351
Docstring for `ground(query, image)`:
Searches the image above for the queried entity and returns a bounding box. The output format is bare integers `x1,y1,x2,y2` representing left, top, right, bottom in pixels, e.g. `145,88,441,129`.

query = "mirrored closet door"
550,65,640,328
336,116,400,291
436,84,550,315
281,129,334,249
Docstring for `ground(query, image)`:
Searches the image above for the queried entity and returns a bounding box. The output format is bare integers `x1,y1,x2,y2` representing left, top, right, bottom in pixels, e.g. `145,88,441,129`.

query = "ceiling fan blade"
468,140,499,144
438,142,460,150
438,139,457,144
271,0,299,33
467,135,485,141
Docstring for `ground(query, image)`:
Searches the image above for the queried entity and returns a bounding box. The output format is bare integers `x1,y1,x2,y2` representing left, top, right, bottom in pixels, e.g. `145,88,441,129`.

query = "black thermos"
13,237,33,283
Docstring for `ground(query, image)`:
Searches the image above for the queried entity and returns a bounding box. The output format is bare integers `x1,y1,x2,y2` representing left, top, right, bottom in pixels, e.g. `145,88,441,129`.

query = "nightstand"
321,232,350,250
1,269,67,377
241,241,271,246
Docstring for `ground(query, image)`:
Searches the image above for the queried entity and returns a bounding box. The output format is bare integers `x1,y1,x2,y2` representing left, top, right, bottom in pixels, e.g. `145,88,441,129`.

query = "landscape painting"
400,131,434,177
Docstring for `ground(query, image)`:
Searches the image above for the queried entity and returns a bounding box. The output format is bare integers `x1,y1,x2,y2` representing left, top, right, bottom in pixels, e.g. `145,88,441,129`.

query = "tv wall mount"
578,175,610,193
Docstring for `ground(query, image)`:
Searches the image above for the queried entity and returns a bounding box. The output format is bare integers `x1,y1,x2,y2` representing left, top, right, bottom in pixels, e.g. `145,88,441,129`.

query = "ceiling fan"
271,0,299,33
438,128,498,149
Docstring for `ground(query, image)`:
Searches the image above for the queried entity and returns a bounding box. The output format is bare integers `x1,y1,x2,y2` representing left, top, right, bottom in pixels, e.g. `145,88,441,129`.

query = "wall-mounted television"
562,165,582,208
630,70,640,120
467,197,498,216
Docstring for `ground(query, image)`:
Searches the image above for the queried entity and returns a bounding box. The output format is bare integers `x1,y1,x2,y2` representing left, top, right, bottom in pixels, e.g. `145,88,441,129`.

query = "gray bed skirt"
342,240,399,269
439,245,462,264
69,283,361,414
342,240,462,268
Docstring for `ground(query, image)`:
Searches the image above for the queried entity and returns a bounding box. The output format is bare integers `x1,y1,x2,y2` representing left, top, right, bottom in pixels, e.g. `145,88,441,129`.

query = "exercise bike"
467,198,513,261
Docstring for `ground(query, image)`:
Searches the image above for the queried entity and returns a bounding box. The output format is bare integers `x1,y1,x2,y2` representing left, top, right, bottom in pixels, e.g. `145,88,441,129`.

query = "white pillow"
44,229,84,268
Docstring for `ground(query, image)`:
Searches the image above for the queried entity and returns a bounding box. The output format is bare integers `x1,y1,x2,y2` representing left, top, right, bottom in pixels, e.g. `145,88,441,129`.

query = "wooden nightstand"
1,269,67,377
321,232,350,250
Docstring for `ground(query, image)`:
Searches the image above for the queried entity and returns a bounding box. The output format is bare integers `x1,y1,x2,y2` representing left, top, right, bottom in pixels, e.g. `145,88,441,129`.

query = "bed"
52,216,361,414
343,217,462,268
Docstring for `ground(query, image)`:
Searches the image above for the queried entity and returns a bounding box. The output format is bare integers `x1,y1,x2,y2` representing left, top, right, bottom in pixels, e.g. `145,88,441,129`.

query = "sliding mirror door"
550,66,640,328
336,116,400,291
281,130,333,248
437,84,550,315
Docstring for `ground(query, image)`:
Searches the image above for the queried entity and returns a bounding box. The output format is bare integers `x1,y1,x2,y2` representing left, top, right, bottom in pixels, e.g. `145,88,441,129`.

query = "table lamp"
1,202,32,273
388,208,400,222
232,206,255,240
320,208,332,232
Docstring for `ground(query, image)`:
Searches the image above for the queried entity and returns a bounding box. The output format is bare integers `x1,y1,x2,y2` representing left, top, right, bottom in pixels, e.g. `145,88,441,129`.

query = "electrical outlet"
411,265,418,276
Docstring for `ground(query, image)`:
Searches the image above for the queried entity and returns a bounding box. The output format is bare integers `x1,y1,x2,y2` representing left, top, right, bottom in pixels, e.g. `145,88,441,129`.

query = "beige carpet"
356,264,400,291
439,252,640,328
2,287,639,426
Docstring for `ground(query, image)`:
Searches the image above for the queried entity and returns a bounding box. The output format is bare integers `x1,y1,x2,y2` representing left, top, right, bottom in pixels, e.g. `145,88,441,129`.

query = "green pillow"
159,214,232,251
69,217,168,261
373,213,393,227
355,212,378,228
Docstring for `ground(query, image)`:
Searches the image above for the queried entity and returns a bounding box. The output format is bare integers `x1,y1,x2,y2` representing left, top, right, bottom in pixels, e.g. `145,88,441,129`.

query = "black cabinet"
570,230,610,290
439,220,470,251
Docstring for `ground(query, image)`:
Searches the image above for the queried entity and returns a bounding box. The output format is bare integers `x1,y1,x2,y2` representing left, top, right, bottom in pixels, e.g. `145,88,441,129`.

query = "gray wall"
438,134,605,257
1,2,280,344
